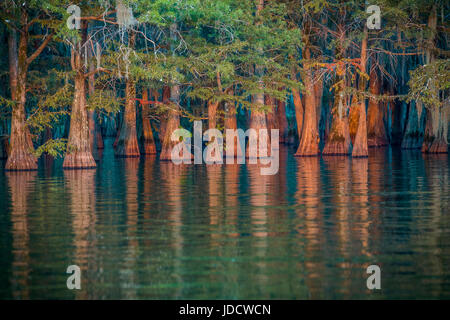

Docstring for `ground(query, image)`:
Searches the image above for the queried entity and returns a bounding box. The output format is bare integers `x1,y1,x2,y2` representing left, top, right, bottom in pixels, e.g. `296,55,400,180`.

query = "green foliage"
32,138,68,158
407,59,450,108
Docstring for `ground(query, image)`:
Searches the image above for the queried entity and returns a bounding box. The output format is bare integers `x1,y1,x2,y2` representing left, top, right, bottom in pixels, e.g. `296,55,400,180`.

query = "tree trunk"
277,98,289,144
247,0,270,158
5,29,37,170
322,36,351,156
115,32,140,157
295,46,319,156
401,100,424,149
249,93,270,158
314,78,323,128
224,93,242,158
63,26,96,169
159,86,170,147
367,69,388,147
352,27,369,158
140,89,157,155
160,85,183,160
421,5,447,154
422,107,448,153
88,50,99,160
208,100,219,130
265,95,279,140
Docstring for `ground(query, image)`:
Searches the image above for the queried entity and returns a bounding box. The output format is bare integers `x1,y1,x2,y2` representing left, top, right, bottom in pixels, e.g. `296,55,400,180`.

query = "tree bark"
265,95,279,140
63,24,96,169
401,100,424,149
247,0,270,158
277,98,289,144
295,46,319,156
160,85,183,160
422,106,448,153
140,89,157,155
421,5,447,154
115,32,140,157
224,88,242,158
88,46,99,160
367,69,388,147
5,27,37,170
352,27,369,158
322,35,351,156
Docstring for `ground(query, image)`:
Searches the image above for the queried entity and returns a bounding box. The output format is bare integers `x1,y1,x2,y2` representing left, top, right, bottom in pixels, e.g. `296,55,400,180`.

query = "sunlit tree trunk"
323,31,351,156
367,69,388,147
6,27,37,170
63,23,96,169
352,27,369,157
295,45,319,156
140,89,157,155
115,32,140,157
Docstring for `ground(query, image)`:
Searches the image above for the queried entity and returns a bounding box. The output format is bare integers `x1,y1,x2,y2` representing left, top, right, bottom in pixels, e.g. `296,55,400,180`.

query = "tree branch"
26,33,54,65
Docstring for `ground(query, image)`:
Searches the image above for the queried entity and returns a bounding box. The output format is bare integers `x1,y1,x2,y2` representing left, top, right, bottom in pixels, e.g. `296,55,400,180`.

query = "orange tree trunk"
63,25,96,169
323,28,352,156
115,32,140,158
140,89,157,155
5,29,37,170
322,81,352,155
115,78,140,157
295,46,319,156
352,27,369,158
292,86,303,145
248,92,270,158
367,69,388,147
224,95,241,158
160,85,183,160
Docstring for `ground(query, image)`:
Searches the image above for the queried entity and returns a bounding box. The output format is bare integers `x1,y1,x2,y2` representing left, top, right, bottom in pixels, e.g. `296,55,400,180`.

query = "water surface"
0,140,449,299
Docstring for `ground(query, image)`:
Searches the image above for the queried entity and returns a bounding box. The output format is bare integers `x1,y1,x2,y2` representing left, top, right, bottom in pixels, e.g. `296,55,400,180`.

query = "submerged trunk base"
368,136,389,148
63,152,97,169
5,150,37,171
422,137,448,154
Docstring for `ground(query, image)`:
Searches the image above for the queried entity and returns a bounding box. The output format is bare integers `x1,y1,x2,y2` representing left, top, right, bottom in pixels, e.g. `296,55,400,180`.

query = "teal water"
0,140,449,299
